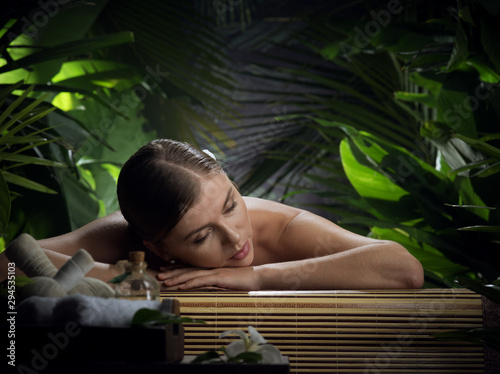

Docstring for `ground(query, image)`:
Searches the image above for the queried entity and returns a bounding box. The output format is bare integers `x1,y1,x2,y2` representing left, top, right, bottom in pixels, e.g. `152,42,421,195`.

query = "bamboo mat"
161,289,486,373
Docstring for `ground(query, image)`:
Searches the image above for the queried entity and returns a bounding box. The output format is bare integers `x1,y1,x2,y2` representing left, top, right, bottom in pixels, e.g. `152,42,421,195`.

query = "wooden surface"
161,289,487,373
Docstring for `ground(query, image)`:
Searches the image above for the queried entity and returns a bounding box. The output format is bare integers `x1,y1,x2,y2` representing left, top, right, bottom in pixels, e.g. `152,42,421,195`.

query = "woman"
26,139,424,290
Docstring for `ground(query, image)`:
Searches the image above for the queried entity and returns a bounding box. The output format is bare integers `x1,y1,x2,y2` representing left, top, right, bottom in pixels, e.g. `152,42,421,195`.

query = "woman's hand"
156,265,261,291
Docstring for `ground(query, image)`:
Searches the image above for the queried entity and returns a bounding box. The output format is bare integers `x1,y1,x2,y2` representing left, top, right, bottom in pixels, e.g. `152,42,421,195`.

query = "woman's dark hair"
117,139,224,242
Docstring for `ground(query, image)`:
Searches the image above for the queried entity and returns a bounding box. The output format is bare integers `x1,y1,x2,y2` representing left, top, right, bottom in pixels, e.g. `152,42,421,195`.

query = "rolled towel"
52,294,161,327
17,296,59,325
69,277,115,298
53,249,95,292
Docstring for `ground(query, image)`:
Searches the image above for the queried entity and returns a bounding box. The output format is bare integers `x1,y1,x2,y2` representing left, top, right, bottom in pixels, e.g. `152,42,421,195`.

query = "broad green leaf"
339,138,408,201
52,60,140,85
0,32,135,74
478,0,500,16
342,216,483,274
409,73,443,96
52,168,100,230
455,277,500,304
433,327,500,350
455,177,489,221
370,226,472,285
420,121,450,142
0,171,10,234
437,73,478,139
191,350,222,363
370,24,438,55
466,57,500,84
51,92,83,111
232,351,263,363
101,163,121,183
480,13,500,73
445,21,469,72
130,308,205,327
394,91,438,108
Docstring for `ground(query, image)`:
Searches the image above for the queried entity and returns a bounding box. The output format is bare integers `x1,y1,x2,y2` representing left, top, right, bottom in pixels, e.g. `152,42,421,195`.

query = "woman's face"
153,174,254,268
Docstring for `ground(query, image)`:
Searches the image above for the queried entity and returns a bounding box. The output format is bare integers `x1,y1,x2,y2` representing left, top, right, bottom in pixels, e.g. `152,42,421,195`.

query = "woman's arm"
0,211,146,283
254,212,423,290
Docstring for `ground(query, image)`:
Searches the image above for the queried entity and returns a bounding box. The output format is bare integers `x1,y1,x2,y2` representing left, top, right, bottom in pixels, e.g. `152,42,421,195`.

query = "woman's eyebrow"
184,186,233,240
222,186,233,210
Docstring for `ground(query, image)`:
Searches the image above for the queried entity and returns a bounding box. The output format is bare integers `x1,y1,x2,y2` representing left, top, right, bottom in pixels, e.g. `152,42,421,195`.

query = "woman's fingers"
159,267,259,291
157,266,205,280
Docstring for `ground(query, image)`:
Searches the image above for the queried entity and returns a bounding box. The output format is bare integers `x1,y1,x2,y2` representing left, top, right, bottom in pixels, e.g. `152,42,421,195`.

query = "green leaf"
433,327,500,350
0,152,65,167
0,85,36,129
191,350,222,363
369,226,471,285
0,32,135,74
466,57,500,83
231,351,263,363
478,0,500,16
108,271,130,284
445,21,469,72
1,171,58,194
453,134,500,160
437,73,478,139
455,277,500,304
339,138,408,202
473,161,500,178
457,225,500,233
480,13,500,72
394,91,438,108
0,171,10,235
14,276,35,287
130,308,206,327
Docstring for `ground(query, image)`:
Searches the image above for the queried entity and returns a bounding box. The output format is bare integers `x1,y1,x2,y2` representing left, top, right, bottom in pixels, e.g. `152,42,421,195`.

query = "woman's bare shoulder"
38,211,142,263
243,197,303,249
243,196,303,216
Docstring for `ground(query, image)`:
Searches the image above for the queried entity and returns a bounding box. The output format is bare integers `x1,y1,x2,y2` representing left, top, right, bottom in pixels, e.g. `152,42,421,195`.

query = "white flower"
219,326,284,364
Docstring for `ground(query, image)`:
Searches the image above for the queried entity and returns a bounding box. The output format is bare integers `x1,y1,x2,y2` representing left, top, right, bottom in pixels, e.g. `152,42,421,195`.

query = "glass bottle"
115,251,160,301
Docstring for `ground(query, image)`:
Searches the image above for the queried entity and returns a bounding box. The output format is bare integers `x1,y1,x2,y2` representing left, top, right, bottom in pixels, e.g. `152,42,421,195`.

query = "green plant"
193,326,284,364
0,82,67,248
231,0,500,285
433,277,500,351
130,308,205,327
1,1,240,242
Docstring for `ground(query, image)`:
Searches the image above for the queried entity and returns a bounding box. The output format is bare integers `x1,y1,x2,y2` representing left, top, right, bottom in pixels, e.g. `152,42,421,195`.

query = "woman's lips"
230,240,250,261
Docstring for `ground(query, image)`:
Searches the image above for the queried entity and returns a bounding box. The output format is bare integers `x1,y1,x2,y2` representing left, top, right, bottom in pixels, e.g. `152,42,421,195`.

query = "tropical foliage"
0,0,237,247
229,0,500,287
1,1,499,289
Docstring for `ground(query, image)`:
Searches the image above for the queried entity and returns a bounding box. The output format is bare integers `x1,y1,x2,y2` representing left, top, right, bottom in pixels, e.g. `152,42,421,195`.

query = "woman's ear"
142,240,173,262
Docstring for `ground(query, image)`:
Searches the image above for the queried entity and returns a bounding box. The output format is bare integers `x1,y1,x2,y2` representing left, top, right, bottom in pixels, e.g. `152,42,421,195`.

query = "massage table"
162,289,499,373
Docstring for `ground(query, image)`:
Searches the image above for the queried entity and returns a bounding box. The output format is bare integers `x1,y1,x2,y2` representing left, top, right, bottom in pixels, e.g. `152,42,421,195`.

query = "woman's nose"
221,221,240,246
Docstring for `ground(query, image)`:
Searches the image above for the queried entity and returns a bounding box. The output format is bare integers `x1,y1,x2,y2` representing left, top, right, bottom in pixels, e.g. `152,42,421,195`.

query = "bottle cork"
129,251,145,263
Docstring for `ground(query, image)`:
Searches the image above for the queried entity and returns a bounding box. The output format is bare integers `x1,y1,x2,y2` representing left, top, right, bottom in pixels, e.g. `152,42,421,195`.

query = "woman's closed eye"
225,200,237,214
194,228,211,245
